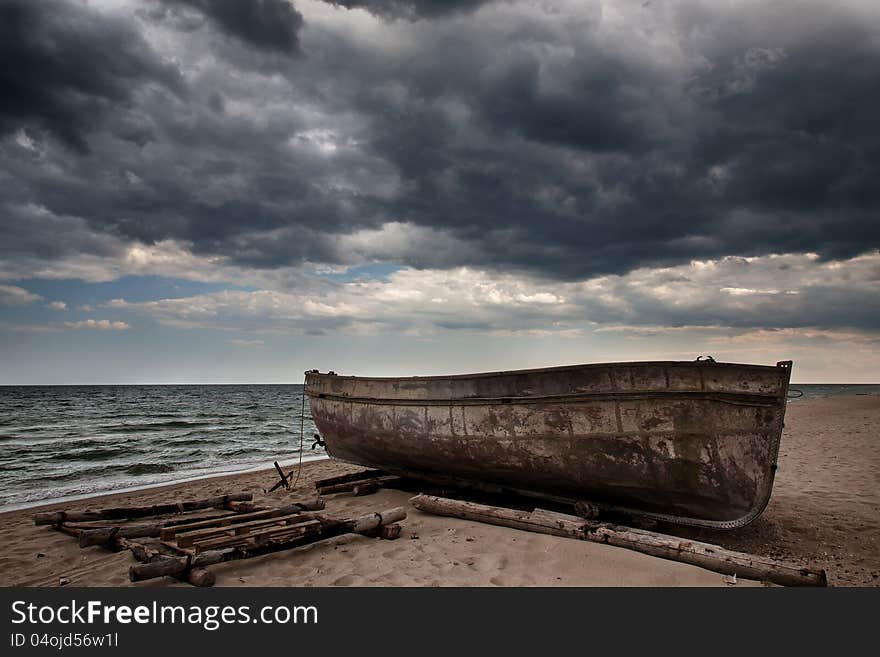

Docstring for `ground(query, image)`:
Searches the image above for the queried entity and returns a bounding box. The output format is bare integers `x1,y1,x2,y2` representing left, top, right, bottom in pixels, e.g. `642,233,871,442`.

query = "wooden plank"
314,469,386,489
317,476,400,495
159,498,324,541
191,520,322,553
160,510,280,541
160,541,195,556
176,513,313,548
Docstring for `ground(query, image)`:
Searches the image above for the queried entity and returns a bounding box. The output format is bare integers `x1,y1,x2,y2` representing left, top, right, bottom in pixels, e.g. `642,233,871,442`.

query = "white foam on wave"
0,453,329,514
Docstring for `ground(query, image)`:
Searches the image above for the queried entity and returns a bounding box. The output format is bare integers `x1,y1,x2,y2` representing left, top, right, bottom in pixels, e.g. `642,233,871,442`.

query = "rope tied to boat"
291,378,307,489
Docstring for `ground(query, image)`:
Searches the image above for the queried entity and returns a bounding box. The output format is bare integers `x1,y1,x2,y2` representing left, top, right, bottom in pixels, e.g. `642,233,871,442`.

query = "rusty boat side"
304,360,793,529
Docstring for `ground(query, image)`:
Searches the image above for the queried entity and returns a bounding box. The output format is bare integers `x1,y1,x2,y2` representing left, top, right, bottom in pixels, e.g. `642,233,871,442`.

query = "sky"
1,0,879,384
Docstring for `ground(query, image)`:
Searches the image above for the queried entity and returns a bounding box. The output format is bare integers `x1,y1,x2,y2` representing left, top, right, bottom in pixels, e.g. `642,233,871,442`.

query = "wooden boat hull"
305,360,793,529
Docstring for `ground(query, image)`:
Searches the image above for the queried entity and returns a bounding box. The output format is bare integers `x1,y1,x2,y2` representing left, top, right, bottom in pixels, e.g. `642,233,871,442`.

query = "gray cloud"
156,0,304,55
0,0,181,153
0,0,878,294
327,1,492,20
107,251,880,335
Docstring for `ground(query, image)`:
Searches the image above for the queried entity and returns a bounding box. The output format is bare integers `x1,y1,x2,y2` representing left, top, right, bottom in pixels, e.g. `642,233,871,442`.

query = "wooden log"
159,498,324,541
113,538,214,586
380,523,402,540
65,510,234,533
187,568,216,587
287,497,325,512
78,523,164,548
226,501,262,513
53,524,82,539
130,556,192,581
114,537,162,562
348,507,406,534
410,495,827,587
314,469,386,490
35,493,252,525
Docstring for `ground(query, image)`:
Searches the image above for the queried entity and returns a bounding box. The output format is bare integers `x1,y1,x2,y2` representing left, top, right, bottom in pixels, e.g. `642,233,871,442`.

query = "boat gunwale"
305,359,789,384
304,389,785,406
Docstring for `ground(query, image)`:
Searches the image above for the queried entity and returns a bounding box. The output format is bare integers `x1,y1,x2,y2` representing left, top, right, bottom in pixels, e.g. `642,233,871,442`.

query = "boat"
304,359,793,529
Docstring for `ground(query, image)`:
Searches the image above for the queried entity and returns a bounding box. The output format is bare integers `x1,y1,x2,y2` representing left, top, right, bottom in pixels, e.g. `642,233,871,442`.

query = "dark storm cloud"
157,0,304,55
0,0,181,153
1,0,879,291
327,1,491,20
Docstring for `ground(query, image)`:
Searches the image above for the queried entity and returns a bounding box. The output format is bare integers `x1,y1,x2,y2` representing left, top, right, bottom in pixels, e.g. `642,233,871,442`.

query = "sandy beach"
1,394,877,587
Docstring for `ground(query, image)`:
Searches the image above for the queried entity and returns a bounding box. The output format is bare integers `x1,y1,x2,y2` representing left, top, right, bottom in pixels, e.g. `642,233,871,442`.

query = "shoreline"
0,454,329,516
1,394,877,586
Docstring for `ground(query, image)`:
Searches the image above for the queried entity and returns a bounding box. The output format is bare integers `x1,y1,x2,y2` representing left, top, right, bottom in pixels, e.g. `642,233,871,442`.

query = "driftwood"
226,501,261,513
187,568,216,587
53,524,82,539
127,555,220,586
347,507,406,534
410,495,827,587
129,506,407,582
115,537,163,562
78,522,164,548
114,537,215,586
34,493,253,525
381,524,402,540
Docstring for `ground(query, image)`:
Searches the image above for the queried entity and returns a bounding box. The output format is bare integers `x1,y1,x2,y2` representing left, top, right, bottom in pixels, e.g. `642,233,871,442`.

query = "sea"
1,383,878,512
0,385,323,512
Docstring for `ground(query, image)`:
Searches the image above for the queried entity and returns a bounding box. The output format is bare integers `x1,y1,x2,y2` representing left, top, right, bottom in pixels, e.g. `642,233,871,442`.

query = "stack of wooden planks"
35,492,406,586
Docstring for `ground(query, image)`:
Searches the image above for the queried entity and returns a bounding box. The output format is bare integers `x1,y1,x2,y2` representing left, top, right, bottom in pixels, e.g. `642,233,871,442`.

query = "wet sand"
1,395,877,587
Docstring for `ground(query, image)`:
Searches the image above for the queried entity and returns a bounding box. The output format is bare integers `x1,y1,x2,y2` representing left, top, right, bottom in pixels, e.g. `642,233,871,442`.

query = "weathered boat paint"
305,360,793,529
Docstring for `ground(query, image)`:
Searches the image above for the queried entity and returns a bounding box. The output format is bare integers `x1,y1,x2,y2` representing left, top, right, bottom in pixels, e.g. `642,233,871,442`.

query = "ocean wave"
63,447,141,461
105,420,212,433
124,463,175,475
217,447,263,457
41,465,120,482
